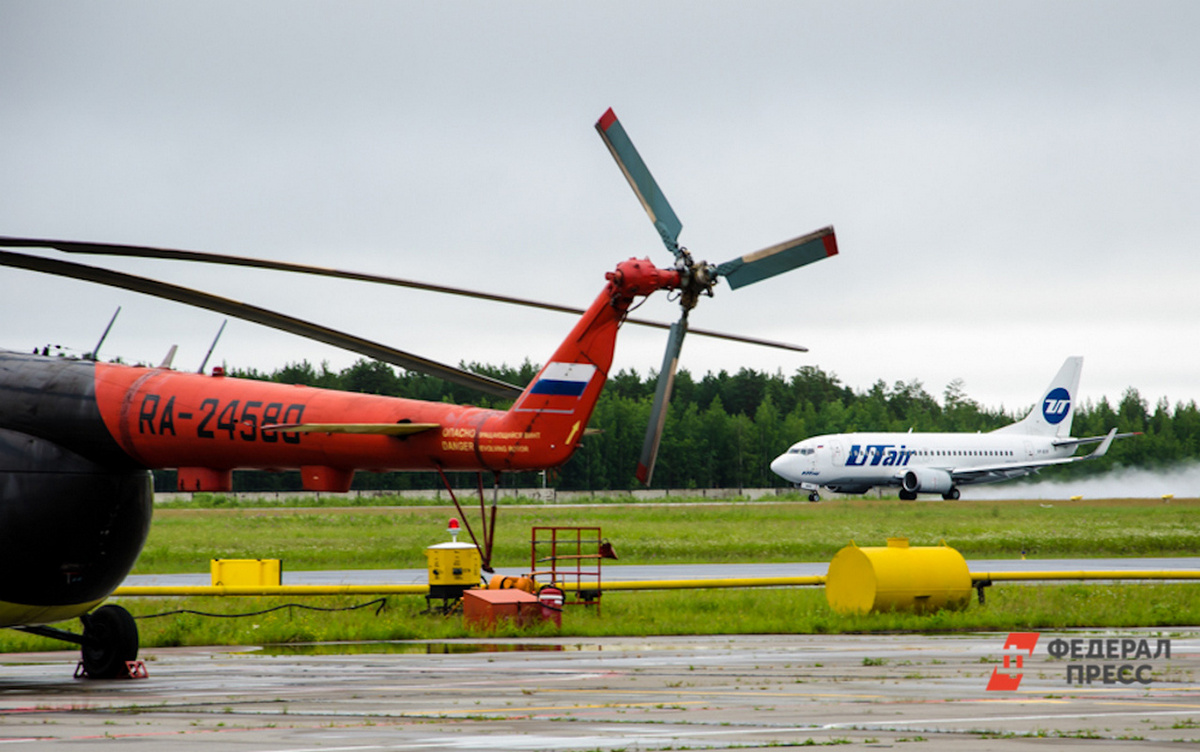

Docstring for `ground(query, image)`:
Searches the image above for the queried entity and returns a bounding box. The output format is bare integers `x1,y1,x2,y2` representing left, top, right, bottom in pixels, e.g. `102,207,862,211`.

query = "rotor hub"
674,249,717,312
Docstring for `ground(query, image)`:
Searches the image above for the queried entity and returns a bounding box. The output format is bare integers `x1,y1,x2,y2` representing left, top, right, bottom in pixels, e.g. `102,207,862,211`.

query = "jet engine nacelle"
901,467,953,495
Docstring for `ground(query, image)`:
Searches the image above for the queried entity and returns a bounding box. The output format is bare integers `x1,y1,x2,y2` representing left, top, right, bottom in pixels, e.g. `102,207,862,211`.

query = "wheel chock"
73,660,149,680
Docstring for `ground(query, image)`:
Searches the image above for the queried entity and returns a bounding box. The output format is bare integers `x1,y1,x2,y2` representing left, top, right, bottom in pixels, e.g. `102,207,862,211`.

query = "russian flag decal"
530,362,596,398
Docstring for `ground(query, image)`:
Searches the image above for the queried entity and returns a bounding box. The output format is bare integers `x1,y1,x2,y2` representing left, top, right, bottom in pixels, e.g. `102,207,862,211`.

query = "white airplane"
770,357,1137,501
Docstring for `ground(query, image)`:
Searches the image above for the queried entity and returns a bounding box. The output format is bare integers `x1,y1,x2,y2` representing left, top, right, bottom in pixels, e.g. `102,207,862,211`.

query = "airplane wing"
942,428,1121,484
262,422,439,436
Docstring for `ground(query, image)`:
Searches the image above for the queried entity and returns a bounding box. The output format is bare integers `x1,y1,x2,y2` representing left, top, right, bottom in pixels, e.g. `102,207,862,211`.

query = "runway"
1,558,1197,749
122,556,1200,587
2,631,1198,750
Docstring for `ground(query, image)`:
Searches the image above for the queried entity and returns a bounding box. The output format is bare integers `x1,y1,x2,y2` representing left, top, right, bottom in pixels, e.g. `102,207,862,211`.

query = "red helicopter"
0,108,837,677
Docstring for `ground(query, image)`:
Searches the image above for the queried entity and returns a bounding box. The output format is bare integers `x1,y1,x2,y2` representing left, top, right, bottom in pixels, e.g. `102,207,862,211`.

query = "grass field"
2,497,1197,654
136,497,1200,573
4,584,1198,655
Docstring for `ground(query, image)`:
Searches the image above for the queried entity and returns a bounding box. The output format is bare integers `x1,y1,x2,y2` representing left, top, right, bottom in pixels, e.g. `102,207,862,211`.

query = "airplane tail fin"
993,357,1083,438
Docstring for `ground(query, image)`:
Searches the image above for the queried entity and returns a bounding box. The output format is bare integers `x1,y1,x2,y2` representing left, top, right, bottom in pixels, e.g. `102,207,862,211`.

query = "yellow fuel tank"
825,537,970,615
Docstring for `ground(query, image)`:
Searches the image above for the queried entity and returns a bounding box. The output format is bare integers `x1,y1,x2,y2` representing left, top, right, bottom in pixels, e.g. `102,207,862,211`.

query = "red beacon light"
447,517,460,542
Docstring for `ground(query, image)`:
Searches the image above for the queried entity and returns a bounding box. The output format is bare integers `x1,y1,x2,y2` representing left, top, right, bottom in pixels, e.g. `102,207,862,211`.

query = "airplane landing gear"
12,603,140,679
942,487,961,500
898,489,917,501
80,605,139,679
807,492,820,502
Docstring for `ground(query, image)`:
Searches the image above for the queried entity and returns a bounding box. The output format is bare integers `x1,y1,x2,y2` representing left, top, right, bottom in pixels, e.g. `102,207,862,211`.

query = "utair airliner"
770,357,1138,501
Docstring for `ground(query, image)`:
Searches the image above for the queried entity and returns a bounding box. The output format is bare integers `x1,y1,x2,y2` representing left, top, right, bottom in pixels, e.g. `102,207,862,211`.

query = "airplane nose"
770,453,795,481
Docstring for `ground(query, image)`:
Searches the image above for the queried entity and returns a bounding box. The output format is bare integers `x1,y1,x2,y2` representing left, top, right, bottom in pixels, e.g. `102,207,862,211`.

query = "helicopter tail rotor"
715,226,838,290
596,107,838,485
636,311,687,485
595,108,685,259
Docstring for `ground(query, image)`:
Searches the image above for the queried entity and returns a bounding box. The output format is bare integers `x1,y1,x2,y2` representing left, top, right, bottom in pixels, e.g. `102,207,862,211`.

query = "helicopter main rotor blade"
0,250,523,399
660,324,803,352
636,312,688,486
595,108,684,258
0,235,580,311
715,226,838,290
0,236,808,352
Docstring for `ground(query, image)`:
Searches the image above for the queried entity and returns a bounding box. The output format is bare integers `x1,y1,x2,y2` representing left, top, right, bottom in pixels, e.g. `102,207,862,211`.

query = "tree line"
189,358,1199,493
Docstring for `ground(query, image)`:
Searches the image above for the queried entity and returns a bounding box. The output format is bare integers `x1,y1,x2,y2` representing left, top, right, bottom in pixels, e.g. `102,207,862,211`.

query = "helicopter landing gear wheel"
80,605,139,679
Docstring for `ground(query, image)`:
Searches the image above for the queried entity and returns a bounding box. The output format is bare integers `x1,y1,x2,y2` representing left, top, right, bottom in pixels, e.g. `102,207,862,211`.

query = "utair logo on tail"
1043,387,1071,425
770,357,1139,502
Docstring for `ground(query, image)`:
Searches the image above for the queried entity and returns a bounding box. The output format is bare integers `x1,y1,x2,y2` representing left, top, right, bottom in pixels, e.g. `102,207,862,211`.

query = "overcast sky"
2,1,1197,417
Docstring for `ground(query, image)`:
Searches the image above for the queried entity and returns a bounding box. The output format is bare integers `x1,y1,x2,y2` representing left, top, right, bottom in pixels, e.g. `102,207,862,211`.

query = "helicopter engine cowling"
0,428,152,626
901,467,954,495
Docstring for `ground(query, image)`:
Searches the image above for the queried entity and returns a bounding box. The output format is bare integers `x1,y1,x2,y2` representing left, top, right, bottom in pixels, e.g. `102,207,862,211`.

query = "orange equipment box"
462,588,541,629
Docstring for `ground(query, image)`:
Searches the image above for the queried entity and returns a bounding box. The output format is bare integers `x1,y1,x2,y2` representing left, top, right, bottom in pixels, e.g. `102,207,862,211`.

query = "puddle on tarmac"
254,640,712,656
257,641,574,656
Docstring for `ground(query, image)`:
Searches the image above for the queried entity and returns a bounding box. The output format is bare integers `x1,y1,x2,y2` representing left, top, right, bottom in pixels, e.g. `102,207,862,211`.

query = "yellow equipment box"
425,541,482,588
211,558,282,587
